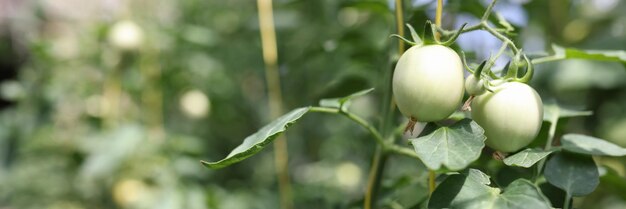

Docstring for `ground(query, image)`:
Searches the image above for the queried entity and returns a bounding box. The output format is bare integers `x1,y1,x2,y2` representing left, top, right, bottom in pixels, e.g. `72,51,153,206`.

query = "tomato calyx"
390,21,467,48
499,51,534,83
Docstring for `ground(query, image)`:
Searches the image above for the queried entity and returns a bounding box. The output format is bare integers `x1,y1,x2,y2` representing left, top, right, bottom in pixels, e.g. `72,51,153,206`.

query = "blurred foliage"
0,0,624,208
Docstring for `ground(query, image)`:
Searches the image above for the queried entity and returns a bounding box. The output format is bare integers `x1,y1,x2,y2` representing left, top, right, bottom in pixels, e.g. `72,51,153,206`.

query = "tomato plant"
3,0,626,208
203,0,626,208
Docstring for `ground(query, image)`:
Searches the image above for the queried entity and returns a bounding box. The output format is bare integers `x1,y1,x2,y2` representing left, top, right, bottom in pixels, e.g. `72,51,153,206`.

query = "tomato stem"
428,171,436,194
404,117,417,133
563,192,572,209
462,95,475,111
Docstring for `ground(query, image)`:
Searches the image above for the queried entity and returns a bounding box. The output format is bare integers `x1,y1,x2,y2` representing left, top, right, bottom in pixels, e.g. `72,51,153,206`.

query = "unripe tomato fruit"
471,82,543,152
465,74,485,96
392,45,464,122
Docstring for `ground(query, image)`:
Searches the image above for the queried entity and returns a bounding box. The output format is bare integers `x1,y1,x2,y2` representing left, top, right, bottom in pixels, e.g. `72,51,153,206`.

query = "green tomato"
393,45,464,122
464,74,486,96
471,82,543,152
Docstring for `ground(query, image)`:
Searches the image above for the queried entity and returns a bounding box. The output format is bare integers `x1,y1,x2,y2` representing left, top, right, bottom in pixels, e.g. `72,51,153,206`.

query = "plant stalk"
427,0,445,195
309,107,419,160
535,114,558,181
257,0,293,208
563,192,572,209
363,0,405,208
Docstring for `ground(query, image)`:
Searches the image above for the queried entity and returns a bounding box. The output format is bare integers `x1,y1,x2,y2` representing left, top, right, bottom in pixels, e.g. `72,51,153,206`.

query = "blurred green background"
0,0,624,208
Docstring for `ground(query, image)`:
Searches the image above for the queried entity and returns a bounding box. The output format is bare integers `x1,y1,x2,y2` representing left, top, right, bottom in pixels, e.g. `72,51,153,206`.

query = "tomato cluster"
393,41,542,153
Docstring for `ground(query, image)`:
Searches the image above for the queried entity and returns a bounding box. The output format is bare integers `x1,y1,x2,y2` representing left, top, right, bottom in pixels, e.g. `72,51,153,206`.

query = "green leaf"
542,101,592,122
553,44,626,64
544,152,599,196
201,107,310,169
536,44,626,68
561,134,626,156
504,148,554,168
319,88,374,111
410,119,486,171
429,169,551,209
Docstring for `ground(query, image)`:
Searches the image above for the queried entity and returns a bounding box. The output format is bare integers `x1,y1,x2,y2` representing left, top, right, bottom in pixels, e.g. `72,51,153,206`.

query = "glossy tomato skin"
471,82,543,152
392,45,464,122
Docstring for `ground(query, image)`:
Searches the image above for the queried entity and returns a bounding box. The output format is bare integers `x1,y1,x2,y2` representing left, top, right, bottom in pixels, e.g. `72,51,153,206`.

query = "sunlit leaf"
561,134,626,156
429,169,551,209
504,148,554,168
201,107,310,169
544,152,599,196
410,119,485,171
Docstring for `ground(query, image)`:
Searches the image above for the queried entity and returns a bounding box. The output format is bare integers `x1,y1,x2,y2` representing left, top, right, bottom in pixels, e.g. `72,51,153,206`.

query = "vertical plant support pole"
257,0,293,209
428,0,444,195
364,1,404,208
435,0,443,40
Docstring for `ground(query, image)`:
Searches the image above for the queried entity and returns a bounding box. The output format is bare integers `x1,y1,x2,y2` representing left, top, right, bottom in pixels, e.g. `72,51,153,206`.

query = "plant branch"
531,55,564,64
535,115,558,181
563,192,572,209
309,107,419,159
481,22,520,55
309,106,385,149
484,42,509,72
481,0,498,21
362,0,406,208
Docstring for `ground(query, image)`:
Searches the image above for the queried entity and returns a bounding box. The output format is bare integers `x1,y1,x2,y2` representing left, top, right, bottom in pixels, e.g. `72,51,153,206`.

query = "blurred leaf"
341,1,391,16
319,88,374,111
544,152,599,196
410,119,485,171
542,44,626,67
561,134,626,156
504,148,554,168
543,101,592,122
202,107,310,169
599,166,626,200
429,168,551,209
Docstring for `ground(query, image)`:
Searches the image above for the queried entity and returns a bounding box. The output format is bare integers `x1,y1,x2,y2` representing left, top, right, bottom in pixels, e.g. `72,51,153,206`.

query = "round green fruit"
392,45,464,122
465,74,486,96
471,82,543,152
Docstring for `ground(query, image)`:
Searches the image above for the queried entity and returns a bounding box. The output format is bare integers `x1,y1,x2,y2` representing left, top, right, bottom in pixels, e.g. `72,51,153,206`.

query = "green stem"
310,107,385,146
481,0,498,21
481,22,520,55
563,192,572,209
361,0,406,208
484,42,508,72
531,55,564,64
535,115,558,181
309,106,419,160
428,171,436,194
